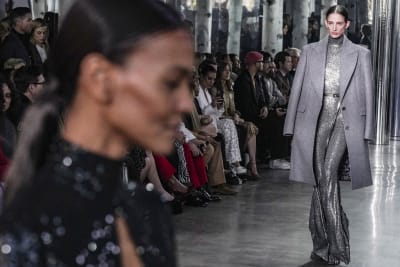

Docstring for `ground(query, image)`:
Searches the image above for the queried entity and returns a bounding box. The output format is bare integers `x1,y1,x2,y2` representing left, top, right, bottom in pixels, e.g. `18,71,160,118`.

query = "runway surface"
175,143,400,267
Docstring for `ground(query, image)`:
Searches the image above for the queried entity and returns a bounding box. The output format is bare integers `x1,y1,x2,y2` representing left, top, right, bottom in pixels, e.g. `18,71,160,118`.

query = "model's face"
33,26,47,45
325,13,350,39
2,83,11,111
100,30,194,154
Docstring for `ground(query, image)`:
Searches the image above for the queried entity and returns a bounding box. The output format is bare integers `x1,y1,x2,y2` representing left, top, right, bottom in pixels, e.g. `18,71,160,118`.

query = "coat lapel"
310,36,329,97
339,36,358,102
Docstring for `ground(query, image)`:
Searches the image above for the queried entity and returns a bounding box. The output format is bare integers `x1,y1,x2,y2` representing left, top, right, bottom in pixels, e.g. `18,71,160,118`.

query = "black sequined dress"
0,138,176,267
309,35,350,264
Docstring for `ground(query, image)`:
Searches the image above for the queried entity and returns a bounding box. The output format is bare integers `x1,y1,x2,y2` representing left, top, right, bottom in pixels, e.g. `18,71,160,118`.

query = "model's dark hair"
326,5,349,22
4,0,184,207
9,7,31,26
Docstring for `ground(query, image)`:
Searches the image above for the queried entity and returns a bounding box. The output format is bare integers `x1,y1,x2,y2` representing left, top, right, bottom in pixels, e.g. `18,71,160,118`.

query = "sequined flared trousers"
310,97,350,264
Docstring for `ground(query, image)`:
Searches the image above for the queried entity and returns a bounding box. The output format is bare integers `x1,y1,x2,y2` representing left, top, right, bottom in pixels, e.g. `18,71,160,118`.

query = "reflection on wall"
227,0,243,55
195,0,212,53
240,0,261,55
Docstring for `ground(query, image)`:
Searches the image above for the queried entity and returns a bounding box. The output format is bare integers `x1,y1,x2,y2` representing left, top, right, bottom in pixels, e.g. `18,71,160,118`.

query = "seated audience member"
125,147,176,202
151,154,188,195
284,47,301,85
187,75,240,191
273,51,293,99
215,62,261,179
30,18,49,64
0,7,42,67
6,65,45,128
229,53,241,80
260,52,290,169
196,64,247,177
233,51,270,161
178,123,223,202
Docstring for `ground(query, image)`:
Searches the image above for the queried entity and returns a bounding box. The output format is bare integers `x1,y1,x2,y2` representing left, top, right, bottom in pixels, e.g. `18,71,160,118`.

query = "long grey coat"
283,36,375,190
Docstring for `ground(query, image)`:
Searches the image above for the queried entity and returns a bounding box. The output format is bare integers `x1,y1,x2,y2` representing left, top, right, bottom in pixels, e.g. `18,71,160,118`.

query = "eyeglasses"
33,81,46,85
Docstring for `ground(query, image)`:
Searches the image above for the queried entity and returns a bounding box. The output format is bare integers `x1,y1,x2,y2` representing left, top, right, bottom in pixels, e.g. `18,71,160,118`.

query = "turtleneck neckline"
328,35,344,46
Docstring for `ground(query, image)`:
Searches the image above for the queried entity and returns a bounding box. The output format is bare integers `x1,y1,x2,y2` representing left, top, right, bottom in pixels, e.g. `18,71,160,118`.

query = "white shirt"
36,44,47,63
178,122,196,143
195,85,224,118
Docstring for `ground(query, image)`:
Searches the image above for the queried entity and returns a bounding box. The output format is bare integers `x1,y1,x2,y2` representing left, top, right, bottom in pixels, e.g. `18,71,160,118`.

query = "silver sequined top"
324,36,344,95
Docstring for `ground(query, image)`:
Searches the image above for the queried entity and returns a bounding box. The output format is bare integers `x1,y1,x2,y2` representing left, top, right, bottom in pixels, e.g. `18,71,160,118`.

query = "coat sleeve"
361,50,375,141
233,78,245,114
234,77,252,120
283,46,308,136
0,37,17,66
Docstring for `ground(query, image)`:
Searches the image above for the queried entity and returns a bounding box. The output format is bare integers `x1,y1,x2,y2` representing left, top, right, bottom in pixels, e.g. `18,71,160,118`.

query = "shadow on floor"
299,260,346,267
298,261,328,267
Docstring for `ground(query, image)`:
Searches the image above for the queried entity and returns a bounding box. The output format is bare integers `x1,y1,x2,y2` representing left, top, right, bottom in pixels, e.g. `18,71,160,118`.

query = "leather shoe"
199,189,222,202
226,175,242,185
212,184,238,195
185,195,208,207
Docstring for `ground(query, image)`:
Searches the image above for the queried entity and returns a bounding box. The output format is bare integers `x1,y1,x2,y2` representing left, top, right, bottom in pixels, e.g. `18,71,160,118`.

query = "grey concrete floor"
174,143,400,267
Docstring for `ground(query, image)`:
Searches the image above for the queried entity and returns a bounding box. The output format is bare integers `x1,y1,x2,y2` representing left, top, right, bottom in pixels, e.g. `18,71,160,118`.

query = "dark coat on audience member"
6,94,32,129
233,70,268,123
283,35,375,190
0,30,42,67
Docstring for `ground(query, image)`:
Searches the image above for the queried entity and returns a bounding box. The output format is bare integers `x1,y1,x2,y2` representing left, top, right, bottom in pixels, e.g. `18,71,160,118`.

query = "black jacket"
0,30,42,67
234,71,268,123
6,94,32,129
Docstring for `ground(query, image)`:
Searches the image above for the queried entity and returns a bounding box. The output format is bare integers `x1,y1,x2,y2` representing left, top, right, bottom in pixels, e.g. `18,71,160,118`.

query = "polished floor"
174,143,400,267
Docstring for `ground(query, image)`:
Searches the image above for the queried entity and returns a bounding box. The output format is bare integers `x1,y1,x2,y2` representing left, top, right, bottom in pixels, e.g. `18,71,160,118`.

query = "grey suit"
284,35,375,190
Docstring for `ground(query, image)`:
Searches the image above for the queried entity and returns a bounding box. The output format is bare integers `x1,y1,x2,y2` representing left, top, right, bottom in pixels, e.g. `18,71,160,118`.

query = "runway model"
284,5,375,265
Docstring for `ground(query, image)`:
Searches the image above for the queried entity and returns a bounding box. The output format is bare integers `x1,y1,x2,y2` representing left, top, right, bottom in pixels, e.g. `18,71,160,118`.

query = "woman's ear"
346,21,351,29
78,53,115,104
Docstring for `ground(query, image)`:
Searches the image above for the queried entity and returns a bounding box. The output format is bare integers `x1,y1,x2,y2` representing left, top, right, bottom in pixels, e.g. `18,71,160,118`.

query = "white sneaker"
269,159,290,170
234,165,248,174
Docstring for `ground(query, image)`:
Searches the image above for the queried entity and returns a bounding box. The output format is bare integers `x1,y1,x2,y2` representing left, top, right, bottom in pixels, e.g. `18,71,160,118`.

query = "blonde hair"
30,18,49,51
